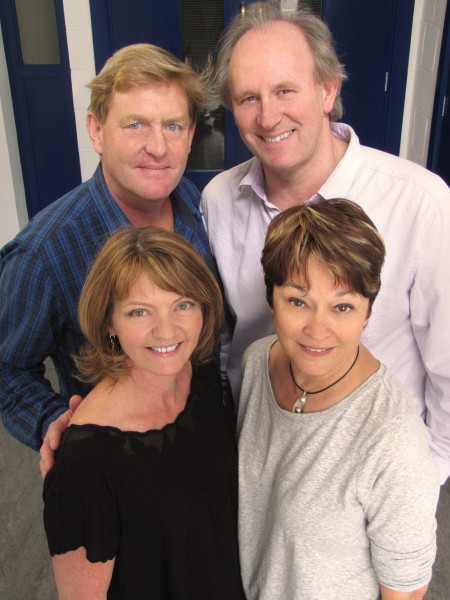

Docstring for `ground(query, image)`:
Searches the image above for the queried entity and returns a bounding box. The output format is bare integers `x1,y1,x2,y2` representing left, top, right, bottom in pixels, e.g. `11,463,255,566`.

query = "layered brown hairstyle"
75,227,223,384
262,198,385,315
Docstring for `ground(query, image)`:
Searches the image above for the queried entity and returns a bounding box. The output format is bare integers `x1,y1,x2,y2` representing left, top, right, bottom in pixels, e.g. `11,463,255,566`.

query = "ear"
86,112,104,155
268,303,275,316
322,77,339,115
187,121,196,153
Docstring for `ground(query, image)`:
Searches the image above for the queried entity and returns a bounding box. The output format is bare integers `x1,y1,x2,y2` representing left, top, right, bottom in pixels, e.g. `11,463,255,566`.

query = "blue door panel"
323,0,394,149
323,0,414,155
0,0,81,219
24,76,81,216
109,0,182,58
90,0,182,72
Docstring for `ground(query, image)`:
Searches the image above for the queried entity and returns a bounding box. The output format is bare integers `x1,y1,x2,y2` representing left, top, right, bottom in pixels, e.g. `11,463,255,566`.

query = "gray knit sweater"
238,335,440,600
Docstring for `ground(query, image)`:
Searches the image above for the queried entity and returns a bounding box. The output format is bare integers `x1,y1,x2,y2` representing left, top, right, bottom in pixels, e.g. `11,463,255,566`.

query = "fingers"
39,409,72,479
39,396,84,479
69,394,83,413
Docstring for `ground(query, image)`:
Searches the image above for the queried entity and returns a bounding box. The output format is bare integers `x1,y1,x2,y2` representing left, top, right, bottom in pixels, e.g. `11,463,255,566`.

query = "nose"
144,128,167,158
152,312,176,340
256,97,282,130
303,310,330,341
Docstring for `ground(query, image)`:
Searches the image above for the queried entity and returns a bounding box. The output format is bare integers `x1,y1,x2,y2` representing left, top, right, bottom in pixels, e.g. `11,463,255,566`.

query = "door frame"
428,2,450,182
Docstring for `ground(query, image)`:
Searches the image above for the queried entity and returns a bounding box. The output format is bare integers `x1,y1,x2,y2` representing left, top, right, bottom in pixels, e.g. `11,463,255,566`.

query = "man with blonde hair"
0,44,217,454
201,2,450,484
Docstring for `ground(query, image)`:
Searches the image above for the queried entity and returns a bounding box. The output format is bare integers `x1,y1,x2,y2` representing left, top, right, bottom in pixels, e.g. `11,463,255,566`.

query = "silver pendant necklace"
289,346,360,413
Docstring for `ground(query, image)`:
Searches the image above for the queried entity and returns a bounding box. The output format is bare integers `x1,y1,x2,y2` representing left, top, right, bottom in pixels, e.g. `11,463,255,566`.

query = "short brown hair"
262,198,385,315
215,1,346,121
75,227,223,384
87,43,210,124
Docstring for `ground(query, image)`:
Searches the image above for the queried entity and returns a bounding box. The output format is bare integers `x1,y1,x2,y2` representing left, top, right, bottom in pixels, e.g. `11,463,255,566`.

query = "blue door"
0,0,81,218
323,0,414,155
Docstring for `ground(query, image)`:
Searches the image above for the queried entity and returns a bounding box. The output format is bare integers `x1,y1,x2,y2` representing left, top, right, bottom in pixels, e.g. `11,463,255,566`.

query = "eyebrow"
284,282,354,297
121,112,189,124
233,80,297,99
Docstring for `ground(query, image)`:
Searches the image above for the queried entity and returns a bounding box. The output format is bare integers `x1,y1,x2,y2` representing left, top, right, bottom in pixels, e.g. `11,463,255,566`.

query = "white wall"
400,0,447,164
0,27,28,247
62,0,99,181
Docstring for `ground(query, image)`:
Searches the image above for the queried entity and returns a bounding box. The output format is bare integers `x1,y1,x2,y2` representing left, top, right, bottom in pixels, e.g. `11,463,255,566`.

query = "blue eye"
177,301,194,311
167,123,180,132
128,122,142,130
131,308,147,316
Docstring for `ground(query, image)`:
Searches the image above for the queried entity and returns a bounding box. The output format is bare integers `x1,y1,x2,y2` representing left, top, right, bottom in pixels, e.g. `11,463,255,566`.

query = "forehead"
107,80,190,118
284,256,351,292
229,21,316,86
119,270,176,300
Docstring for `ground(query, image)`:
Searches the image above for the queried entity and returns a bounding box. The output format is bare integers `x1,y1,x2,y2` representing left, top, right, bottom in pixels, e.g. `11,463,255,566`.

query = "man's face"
228,21,337,179
88,81,195,209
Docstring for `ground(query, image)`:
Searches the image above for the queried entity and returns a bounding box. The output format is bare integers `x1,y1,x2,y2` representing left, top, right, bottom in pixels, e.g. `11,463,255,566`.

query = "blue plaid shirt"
0,166,217,450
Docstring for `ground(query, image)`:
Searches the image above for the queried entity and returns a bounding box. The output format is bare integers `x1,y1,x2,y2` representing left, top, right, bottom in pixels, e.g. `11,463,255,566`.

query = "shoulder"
359,145,449,203
69,383,113,426
356,366,432,459
1,173,124,279
242,335,277,374
354,365,418,423
2,177,101,259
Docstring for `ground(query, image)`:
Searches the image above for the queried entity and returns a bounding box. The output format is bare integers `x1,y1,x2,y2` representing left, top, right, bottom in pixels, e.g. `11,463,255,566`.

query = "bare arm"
40,395,83,478
380,583,429,600
52,547,115,600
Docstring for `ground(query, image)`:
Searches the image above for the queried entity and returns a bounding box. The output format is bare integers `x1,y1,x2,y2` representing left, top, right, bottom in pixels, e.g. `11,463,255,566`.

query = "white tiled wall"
400,0,447,165
62,0,99,181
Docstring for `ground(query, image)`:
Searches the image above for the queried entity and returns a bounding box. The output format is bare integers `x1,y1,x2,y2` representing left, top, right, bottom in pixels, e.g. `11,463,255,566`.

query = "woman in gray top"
237,198,440,600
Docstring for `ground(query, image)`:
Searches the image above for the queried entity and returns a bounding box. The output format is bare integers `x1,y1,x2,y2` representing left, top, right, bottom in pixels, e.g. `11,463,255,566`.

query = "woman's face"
271,255,369,386
109,271,203,378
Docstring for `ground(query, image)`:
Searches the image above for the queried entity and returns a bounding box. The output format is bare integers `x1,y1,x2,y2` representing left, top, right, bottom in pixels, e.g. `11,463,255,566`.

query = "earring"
109,334,118,353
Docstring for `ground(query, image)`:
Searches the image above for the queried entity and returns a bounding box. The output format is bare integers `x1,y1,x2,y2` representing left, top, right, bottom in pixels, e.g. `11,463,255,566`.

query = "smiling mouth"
149,343,180,353
262,130,294,143
304,346,329,353
139,165,168,171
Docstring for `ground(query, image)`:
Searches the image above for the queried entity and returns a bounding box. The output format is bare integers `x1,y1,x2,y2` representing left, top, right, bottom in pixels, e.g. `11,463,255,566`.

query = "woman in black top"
43,227,244,600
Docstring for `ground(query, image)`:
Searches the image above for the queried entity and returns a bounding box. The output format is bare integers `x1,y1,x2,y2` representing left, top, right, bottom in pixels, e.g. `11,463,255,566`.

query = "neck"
113,195,174,229
269,342,379,414
290,347,359,414
125,361,192,401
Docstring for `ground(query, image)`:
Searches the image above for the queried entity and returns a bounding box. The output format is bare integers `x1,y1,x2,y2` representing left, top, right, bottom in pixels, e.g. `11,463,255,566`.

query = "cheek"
193,314,204,339
273,310,296,337
232,108,252,132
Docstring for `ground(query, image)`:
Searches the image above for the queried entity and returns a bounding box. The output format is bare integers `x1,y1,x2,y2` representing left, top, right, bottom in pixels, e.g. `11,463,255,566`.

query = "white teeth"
263,130,293,143
150,343,179,353
306,347,327,353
